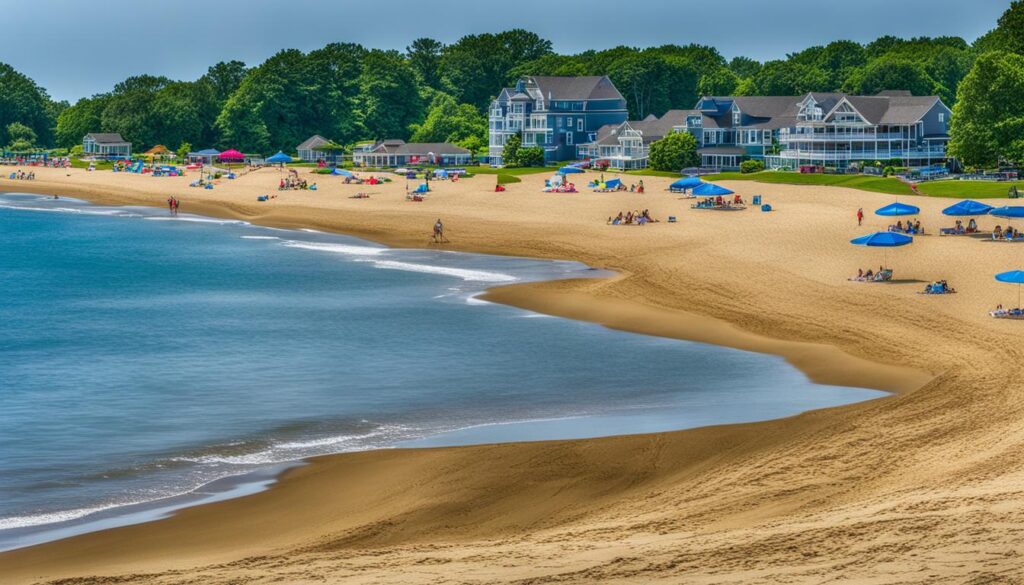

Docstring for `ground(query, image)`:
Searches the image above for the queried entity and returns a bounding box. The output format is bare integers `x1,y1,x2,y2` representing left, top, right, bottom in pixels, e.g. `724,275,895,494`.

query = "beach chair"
752,195,761,206
413,184,429,194
668,216,677,223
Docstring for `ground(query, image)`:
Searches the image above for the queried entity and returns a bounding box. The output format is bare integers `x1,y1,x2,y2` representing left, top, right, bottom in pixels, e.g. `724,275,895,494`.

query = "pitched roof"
297,135,330,150
527,76,624,101
370,141,469,156
695,92,947,129
85,133,128,144
588,109,697,147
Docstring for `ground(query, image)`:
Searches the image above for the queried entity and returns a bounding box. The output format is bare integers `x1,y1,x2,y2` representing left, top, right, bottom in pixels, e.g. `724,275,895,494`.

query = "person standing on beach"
168,197,175,213
433,219,444,243
857,207,864,226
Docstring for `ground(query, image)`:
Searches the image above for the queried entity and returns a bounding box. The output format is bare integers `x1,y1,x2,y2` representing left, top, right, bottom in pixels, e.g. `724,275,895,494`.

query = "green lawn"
624,169,682,178
703,171,915,195
467,166,552,176
915,180,1024,199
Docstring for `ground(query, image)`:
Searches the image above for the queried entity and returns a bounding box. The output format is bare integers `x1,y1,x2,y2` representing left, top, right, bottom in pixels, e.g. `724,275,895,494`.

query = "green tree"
749,60,830,95
6,122,36,150
648,131,699,172
200,61,248,104
980,1,1024,55
358,49,424,140
697,67,740,97
177,142,192,160
99,75,172,149
439,30,552,110
501,132,521,167
948,51,1024,166
728,56,761,79
843,56,938,97
55,95,108,148
407,38,444,89
409,92,486,145
0,62,56,147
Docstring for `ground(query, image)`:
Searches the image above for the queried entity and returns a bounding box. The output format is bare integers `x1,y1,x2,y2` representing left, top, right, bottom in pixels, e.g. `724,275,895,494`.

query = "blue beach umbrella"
942,200,993,216
996,270,1024,308
851,231,913,268
331,168,354,177
558,166,584,175
669,176,703,192
266,151,292,164
991,206,1024,219
691,182,734,196
875,201,920,216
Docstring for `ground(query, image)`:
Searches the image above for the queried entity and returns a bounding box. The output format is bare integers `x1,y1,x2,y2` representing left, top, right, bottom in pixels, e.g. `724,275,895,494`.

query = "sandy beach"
2,165,1023,583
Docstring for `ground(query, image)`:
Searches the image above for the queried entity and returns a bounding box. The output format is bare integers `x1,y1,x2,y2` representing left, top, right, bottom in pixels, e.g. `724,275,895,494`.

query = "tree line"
1,2,1023,167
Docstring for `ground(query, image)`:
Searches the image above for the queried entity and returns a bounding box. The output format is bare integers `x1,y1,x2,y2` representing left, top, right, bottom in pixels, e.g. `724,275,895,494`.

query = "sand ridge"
1,165,1023,583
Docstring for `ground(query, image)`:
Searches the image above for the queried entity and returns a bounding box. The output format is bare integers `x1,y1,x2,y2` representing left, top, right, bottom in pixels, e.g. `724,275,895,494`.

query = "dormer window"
732,105,741,126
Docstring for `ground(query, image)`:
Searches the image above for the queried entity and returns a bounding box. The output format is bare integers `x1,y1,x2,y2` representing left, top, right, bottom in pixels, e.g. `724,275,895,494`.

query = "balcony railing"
781,132,919,142
777,147,947,161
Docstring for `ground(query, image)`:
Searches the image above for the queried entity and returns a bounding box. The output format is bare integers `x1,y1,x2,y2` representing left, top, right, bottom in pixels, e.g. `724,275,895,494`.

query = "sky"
2,0,1010,102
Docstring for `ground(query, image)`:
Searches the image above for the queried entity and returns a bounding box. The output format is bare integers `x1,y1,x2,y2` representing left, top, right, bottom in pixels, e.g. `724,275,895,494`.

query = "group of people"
888,219,924,235
942,218,979,235
922,280,956,294
166,196,180,214
990,305,1024,319
992,225,1023,241
849,266,894,282
279,175,315,191
0,157,68,168
628,180,645,193
6,169,35,180
693,195,745,210
608,209,657,226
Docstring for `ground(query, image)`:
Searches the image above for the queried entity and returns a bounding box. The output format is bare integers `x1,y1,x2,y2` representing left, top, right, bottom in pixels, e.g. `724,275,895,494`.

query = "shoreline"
3,180,930,395
4,166,1014,583
0,192,890,552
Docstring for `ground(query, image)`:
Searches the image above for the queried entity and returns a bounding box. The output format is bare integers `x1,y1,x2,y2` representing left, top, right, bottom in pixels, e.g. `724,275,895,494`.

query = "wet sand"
3,165,1022,583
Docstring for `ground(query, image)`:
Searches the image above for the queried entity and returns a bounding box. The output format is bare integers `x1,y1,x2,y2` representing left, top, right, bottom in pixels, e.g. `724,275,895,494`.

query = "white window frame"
566,132,573,145
577,118,584,132
938,113,945,123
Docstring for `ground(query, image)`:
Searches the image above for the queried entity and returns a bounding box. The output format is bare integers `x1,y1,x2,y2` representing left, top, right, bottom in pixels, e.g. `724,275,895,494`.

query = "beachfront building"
576,111,690,170
187,149,221,165
488,76,629,165
678,91,951,171
351,140,472,168
82,133,131,159
296,135,334,163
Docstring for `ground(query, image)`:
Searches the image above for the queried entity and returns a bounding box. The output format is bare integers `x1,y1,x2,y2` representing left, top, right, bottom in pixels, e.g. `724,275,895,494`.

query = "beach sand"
2,165,1023,583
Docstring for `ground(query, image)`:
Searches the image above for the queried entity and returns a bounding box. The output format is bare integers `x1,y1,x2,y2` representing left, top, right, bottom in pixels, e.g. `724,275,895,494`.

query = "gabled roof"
526,76,624,102
297,135,330,150
369,141,469,156
587,109,695,147
85,133,128,144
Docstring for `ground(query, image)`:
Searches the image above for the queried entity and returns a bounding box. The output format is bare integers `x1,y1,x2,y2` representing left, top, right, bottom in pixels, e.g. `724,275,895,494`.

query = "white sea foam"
280,240,387,256
0,204,139,217
240,235,281,240
277,431,386,450
465,294,491,306
0,504,123,530
145,216,248,225
368,260,517,283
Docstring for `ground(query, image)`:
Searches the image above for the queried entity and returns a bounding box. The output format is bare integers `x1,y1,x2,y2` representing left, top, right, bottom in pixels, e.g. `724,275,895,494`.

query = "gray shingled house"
82,133,132,159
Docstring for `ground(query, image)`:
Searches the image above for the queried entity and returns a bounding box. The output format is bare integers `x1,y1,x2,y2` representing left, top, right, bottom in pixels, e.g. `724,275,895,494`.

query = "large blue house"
488,76,628,165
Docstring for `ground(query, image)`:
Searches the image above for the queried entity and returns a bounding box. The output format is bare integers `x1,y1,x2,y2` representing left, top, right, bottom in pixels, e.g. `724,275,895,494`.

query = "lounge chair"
990,308,1024,319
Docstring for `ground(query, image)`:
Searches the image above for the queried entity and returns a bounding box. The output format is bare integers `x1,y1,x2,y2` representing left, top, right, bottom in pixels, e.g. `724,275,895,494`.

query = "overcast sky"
2,0,1010,102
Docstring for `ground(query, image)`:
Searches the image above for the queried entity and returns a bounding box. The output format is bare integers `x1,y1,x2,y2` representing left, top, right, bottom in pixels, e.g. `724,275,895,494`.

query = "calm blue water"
0,193,883,549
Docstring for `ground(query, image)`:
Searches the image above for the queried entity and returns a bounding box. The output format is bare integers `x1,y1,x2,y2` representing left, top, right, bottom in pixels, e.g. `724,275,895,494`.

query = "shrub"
515,146,545,168
882,165,895,176
740,159,765,174
648,131,699,172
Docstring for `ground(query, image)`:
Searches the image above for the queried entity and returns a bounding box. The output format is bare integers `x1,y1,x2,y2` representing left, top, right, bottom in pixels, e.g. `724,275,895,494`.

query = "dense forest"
2,2,1024,166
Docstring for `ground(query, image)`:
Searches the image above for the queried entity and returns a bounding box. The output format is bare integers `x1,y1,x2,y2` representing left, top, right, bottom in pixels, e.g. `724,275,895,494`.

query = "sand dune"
2,165,1024,583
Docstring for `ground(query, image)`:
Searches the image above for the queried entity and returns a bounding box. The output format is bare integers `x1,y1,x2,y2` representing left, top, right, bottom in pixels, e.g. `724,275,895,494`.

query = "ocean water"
0,193,884,550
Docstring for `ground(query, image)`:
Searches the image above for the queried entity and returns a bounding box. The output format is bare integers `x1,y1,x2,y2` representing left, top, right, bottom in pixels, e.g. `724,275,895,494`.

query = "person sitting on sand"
864,268,874,279
968,218,978,233
994,225,1004,240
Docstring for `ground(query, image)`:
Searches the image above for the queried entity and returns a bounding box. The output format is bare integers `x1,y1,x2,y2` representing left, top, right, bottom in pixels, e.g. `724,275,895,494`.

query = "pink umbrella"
218,149,244,162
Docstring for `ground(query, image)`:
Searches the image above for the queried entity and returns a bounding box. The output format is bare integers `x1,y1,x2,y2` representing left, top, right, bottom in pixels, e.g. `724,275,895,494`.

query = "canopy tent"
266,151,293,164
434,169,448,178
592,178,621,190
188,149,221,166
218,149,244,161
143,145,172,158
996,270,1024,309
558,166,584,174
851,231,913,268
875,202,920,216
991,206,1024,219
331,168,354,177
942,200,993,216
669,176,703,192
692,182,734,196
